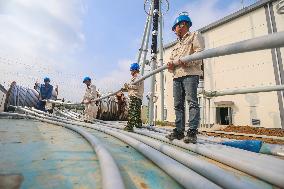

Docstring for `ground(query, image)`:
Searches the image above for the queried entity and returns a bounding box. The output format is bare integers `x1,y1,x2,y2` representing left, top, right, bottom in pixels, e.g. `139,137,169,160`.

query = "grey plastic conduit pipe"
10,111,125,189
66,123,222,189
19,108,221,189
63,110,79,119
90,122,281,188
56,110,82,121
116,128,271,189
67,111,82,118
133,129,284,188
137,126,284,166
18,107,284,187
73,119,283,165
75,120,282,165
23,107,126,131
105,122,284,179
205,85,284,97
21,108,284,169
30,107,73,121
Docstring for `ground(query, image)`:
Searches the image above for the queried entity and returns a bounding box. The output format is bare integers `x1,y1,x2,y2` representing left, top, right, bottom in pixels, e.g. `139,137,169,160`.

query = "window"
216,107,232,125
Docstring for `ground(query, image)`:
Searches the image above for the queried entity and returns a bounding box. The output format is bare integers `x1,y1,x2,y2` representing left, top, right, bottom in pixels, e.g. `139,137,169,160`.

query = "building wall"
0,90,5,112
154,1,284,128
154,45,176,123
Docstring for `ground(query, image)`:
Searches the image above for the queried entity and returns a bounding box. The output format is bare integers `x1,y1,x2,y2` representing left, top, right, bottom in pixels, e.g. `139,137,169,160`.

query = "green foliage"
155,120,172,126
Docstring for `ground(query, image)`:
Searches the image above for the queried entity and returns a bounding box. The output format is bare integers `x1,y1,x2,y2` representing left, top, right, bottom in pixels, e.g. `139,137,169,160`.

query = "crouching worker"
122,63,144,132
82,76,98,123
36,77,53,112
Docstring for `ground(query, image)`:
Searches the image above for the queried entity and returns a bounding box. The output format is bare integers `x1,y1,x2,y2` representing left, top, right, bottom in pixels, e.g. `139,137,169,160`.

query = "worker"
81,76,98,123
166,12,205,144
36,77,53,112
122,63,144,131
116,91,127,120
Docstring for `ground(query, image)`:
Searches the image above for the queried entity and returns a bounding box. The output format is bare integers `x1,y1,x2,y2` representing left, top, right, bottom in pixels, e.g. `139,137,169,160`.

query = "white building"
154,0,284,128
0,84,7,112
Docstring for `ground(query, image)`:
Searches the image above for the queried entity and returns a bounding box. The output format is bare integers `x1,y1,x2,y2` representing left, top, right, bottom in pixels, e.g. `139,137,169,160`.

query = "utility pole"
159,0,165,121
141,0,168,125
148,0,159,126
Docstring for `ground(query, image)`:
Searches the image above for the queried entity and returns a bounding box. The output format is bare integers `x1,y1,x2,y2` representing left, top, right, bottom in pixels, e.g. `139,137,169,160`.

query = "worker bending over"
82,76,98,123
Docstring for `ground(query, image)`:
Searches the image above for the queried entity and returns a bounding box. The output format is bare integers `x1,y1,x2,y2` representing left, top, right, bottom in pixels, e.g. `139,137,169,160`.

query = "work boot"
135,123,143,129
184,129,198,144
123,126,134,132
165,128,185,141
84,120,92,123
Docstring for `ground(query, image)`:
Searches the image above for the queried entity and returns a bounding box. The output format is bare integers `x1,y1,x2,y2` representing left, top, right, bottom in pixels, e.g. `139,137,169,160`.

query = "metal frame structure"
158,0,165,122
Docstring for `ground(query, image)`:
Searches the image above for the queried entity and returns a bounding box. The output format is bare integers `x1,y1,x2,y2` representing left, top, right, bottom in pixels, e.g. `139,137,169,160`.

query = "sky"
0,0,257,102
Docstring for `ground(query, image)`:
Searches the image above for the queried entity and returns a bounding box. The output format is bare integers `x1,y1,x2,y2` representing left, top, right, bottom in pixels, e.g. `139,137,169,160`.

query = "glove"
167,62,175,71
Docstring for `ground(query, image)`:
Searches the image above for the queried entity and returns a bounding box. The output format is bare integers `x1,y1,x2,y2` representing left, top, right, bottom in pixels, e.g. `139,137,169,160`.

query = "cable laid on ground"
16,108,284,188
9,110,125,189
110,127,271,189
133,129,284,188
17,108,221,189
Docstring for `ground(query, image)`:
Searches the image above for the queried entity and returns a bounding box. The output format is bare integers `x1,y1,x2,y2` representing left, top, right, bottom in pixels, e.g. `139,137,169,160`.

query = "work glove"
167,61,175,71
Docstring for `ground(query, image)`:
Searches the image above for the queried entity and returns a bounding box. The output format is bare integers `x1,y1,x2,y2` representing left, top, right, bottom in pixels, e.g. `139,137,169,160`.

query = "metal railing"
199,85,284,128
276,0,284,14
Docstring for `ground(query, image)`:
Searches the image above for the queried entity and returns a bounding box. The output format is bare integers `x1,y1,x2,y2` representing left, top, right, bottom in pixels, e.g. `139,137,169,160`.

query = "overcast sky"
0,0,257,102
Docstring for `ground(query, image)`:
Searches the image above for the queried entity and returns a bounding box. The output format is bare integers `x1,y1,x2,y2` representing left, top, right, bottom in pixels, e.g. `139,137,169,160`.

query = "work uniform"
36,83,53,111
126,74,144,129
169,31,204,132
83,84,98,122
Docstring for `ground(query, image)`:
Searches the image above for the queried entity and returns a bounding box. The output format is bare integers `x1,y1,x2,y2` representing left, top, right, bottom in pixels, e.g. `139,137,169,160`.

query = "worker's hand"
82,99,90,104
167,62,175,71
124,83,129,89
178,59,187,68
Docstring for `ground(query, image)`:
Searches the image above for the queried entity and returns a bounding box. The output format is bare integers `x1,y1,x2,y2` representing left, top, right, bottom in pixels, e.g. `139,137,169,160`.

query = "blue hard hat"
44,77,50,82
130,63,140,71
83,76,91,83
172,12,192,31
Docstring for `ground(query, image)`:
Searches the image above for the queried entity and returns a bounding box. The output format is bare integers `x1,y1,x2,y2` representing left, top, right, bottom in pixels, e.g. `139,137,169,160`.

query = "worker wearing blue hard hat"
43,77,50,82
82,76,98,123
36,77,53,112
83,76,91,83
122,63,144,132
172,13,192,31
129,63,140,71
166,12,205,144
